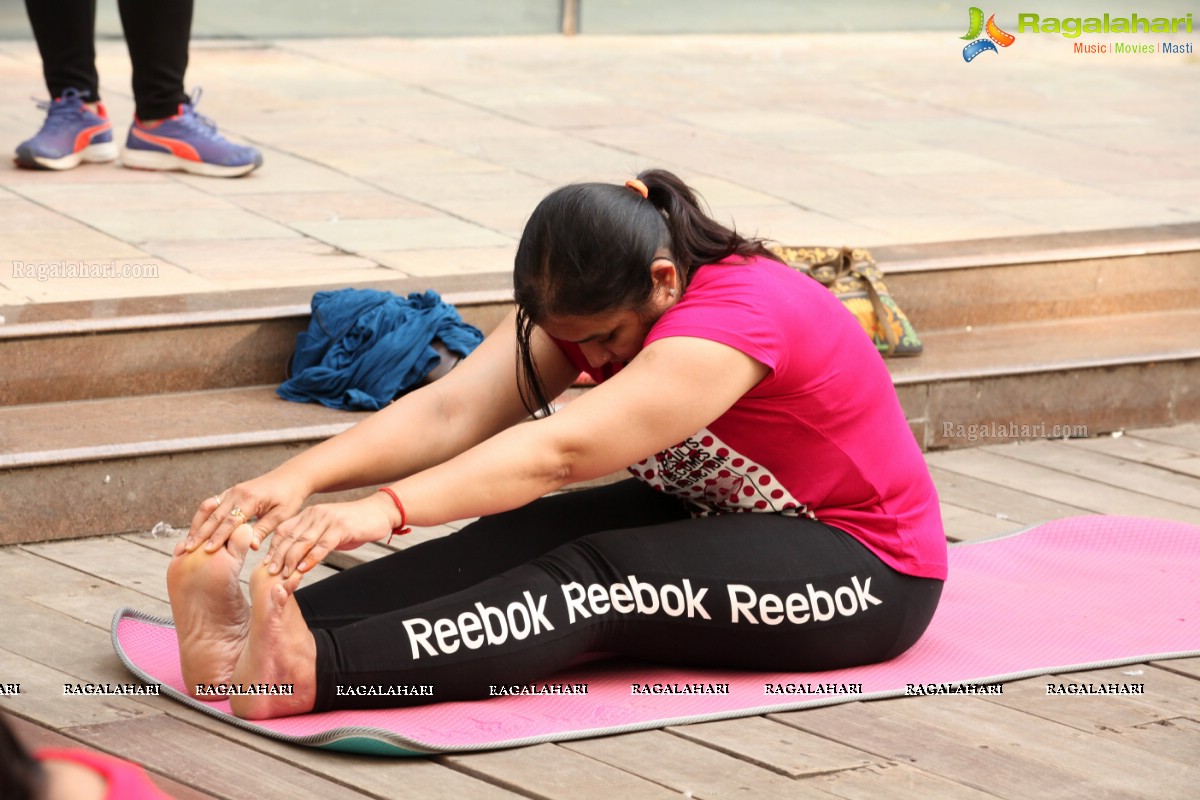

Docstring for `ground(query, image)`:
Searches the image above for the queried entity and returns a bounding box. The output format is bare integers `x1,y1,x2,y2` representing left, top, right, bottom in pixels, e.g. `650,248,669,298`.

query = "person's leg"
228,481,692,719
588,515,943,671
293,512,942,712
25,0,99,101
115,0,262,177
15,0,115,170
116,0,190,121
294,479,691,628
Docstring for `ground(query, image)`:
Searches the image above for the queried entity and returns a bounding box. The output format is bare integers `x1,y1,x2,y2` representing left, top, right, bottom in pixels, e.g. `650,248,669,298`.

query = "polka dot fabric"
626,427,815,519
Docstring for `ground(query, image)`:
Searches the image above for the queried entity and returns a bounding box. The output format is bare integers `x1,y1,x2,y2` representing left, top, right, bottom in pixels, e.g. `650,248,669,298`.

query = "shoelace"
32,87,94,133
171,87,225,140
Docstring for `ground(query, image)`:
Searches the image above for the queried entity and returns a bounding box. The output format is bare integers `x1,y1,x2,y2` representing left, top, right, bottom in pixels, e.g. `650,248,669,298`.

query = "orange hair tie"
624,178,649,199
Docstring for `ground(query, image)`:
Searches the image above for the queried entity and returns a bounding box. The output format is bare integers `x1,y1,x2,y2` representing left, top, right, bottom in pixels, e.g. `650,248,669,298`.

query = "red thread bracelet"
378,487,412,543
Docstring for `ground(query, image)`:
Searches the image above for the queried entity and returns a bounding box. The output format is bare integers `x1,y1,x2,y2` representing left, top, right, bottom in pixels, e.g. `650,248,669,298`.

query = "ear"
649,258,680,298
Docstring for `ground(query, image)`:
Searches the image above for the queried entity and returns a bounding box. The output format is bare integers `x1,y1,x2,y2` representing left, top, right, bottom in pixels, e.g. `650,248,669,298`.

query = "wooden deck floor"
2,425,1198,799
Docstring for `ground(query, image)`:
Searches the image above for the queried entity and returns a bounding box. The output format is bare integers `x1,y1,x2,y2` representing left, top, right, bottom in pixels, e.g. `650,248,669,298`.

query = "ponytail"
637,168,781,289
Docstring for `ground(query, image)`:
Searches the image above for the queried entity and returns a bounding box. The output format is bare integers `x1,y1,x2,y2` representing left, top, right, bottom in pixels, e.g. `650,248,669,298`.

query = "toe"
227,522,256,561
270,581,289,610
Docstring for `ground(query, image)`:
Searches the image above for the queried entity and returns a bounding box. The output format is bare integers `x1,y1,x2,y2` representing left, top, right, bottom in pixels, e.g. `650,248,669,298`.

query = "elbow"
537,426,602,490
550,459,575,487
428,381,462,430
540,441,579,491
509,412,615,494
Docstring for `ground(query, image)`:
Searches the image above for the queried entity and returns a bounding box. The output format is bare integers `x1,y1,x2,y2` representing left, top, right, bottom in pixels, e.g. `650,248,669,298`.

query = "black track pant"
295,480,944,711
25,0,192,120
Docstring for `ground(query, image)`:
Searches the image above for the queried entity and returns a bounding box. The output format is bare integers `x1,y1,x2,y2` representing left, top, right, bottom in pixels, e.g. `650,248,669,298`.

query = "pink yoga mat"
112,515,1200,755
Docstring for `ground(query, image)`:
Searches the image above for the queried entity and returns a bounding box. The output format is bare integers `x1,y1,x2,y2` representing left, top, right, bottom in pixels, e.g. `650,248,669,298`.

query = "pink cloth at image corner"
35,748,173,800
115,515,1200,752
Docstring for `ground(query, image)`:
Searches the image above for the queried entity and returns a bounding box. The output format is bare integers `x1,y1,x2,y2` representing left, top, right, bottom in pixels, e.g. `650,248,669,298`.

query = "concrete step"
0,272,513,407
873,220,1200,331
877,239,1200,332
896,309,1200,449
0,386,367,546
3,224,1197,543
3,224,1197,407
4,225,1195,410
4,307,1197,543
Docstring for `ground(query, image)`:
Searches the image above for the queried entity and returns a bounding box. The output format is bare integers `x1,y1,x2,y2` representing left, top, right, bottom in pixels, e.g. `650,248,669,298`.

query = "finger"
181,494,223,554
192,495,236,553
202,510,248,553
249,506,290,553
280,532,321,578
187,495,221,536
274,516,328,579
265,519,299,575
296,538,334,574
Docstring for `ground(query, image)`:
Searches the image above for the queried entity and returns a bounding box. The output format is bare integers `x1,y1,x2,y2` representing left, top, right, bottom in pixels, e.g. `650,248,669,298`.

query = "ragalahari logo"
961,7,1016,61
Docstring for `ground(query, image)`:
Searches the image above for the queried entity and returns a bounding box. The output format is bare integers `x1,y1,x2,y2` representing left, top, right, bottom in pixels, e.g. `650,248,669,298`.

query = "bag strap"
842,248,898,356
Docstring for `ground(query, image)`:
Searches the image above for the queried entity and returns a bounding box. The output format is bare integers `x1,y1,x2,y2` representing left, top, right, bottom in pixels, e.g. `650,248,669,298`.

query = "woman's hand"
264,493,397,578
178,470,310,556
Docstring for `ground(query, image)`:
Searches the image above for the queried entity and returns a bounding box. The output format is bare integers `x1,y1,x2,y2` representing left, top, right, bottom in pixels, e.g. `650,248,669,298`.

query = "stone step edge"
5,246,1193,341
6,223,1197,340
0,289,512,341
892,348,1200,386
893,308,1200,384
0,420,355,470
873,222,1200,274
8,335,1199,469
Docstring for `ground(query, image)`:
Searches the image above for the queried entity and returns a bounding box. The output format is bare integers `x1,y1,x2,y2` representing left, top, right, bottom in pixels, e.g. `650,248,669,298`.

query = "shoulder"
645,255,808,371
689,254,797,288
673,254,833,320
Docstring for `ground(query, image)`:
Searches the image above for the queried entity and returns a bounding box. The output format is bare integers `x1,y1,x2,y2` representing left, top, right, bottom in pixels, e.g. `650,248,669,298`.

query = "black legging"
295,480,944,711
25,0,192,120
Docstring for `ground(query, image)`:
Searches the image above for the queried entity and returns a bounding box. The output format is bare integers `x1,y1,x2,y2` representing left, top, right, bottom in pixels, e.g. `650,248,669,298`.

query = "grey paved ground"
0,27,1197,304
3,1,1196,37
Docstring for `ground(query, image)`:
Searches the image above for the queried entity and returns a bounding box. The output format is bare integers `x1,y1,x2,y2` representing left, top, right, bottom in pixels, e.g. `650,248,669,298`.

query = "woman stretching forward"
169,168,947,719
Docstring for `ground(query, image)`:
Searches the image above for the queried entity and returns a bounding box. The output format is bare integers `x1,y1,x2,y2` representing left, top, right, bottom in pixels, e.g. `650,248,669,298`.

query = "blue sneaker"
122,89,262,178
14,88,117,170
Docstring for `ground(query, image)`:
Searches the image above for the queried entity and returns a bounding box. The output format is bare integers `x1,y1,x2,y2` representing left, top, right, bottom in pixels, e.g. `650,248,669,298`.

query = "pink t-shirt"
555,255,946,581
36,748,174,800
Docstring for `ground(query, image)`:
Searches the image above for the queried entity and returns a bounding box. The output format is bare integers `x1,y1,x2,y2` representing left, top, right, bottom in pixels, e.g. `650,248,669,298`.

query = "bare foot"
166,522,254,698
228,564,317,719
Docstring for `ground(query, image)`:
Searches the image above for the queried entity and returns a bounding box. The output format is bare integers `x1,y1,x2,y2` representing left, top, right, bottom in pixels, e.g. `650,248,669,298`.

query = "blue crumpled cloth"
277,288,484,410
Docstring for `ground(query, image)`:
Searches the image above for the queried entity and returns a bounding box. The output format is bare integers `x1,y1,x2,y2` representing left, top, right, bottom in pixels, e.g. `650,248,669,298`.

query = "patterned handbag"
768,244,923,357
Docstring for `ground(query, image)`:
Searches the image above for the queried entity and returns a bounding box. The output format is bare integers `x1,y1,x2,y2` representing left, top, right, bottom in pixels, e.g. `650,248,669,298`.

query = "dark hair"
1,712,44,800
512,168,780,415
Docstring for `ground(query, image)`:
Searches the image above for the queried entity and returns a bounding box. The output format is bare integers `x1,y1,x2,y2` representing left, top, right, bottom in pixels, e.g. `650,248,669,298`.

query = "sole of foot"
166,523,254,699
229,564,316,719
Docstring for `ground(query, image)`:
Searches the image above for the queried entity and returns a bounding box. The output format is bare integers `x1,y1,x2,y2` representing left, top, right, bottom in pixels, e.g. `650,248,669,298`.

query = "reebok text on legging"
294,480,944,711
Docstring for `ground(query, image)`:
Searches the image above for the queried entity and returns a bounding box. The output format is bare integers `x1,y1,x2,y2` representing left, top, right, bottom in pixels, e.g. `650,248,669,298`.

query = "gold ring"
229,507,246,522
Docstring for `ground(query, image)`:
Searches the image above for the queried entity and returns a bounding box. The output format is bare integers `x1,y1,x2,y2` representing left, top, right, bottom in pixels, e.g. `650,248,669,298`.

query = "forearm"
382,419,584,528
271,382,492,496
263,413,584,578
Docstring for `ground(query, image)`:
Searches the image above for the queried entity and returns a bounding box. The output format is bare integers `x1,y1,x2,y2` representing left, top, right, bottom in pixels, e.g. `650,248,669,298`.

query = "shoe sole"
14,140,118,171
121,147,262,178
